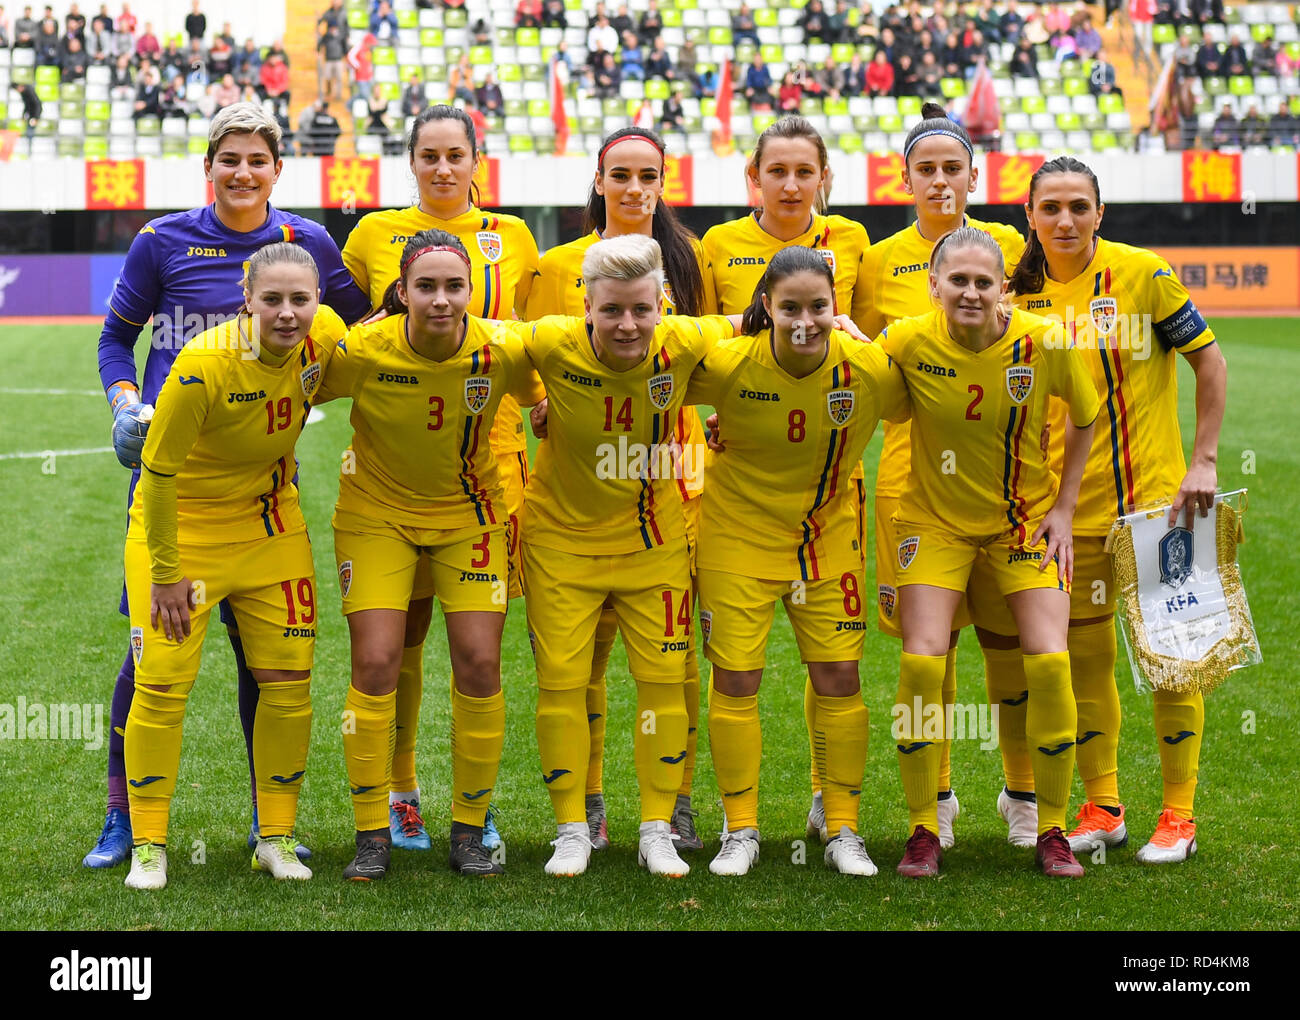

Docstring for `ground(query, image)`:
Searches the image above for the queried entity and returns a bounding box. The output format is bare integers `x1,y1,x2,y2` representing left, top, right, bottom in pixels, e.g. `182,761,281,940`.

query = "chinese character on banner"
1241,263,1269,288
867,153,910,205
474,157,500,207
985,153,1044,204
1182,263,1207,288
320,157,379,209
662,155,693,206
1212,263,1238,288
86,159,145,210
1181,151,1240,203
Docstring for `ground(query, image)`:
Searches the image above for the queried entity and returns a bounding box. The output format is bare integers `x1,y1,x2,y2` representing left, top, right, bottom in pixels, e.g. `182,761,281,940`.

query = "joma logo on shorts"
562,369,602,387
458,570,499,583
726,256,765,267
660,639,689,652
738,388,779,401
1008,550,1043,563
227,389,267,402
835,620,866,632
377,373,419,384
282,627,315,638
916,360,956,377
891,262,927,277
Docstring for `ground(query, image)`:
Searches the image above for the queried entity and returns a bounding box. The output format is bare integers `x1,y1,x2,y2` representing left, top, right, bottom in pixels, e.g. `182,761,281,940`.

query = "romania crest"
699,610,712,645
1158,527,1193,588
897,535,919,570
1005,365,1034,404
338,560,353,597
465,376,492,414
819,249,837,273
648,372,674,410
827,388,854,425
300,361,321,398
476,231,502,263
1089,296,1118,337
130,626,143,664
878,584,897,619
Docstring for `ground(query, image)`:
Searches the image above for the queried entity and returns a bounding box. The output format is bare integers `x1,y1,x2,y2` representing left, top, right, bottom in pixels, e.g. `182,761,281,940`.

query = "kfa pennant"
1005,365,1033,403
464,376,492,414
826,388,854,425
648,372,674,410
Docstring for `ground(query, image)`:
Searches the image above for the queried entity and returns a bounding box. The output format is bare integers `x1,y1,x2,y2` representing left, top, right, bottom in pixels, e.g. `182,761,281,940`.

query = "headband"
598,133,665,169
903,126,974,163
401,244,472,275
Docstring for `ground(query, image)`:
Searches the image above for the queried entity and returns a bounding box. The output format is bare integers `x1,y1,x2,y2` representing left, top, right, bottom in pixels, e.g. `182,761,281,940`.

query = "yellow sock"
586,606,618,795
125,680,192,846
1024,651,1076,834
1070,620,1121,807
634,679,687,823
343,685,396,833
981,645,1035,793
1153,689,1204,817
390,643,423,795
708,687,760,832
451,687,505,827
678,653,700,798
815,693,868,835
938,647,957,793
253,677,312,838
804,675,820,793
536,684,588,824
896,652,945,836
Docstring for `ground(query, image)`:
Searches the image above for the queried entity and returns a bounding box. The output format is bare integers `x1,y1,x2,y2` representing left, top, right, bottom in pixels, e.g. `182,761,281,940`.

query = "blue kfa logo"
1158,527,1193,587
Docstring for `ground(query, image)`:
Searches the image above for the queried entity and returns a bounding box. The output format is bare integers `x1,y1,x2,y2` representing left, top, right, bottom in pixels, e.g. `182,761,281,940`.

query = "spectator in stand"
865,47,894,96
611,3,632,39
1193,0,1226,27
184,0,204,43
828,0,853,44
855,6,879,46
639,0,662,45
212,70,240,110
875,26,897,62
1271,97,1299,147
553,37,573,73
1073,13,1102,58
370,0,397,42
296,98,317,155
1221,32,1248,76
895,53,920,96
208,33,233,78
542,0,566,29
215,19,234,49
135,20,159,60
587,13,617,55
801,0,831,44
13,80,42,137
744,51,774,110
659,87,686,140
1238,102,1268,147
516,0,542,28
843,51,866,96
1211,101,1239,148
913,28,936,62
86,14,115,62
778,70,802,111
1043,3,1071,39
1090,48,1122,97
975,0,1001,44
96,3,112,30
347,32,375,100
1011,34,1038,78
1130,0,1154,55
319,0,347,45
186,40,209,87
160,72,189,117
61,36,89,80
676,37,703,97
620,29,644,80
594,49,621,98
1000,4,1023,42
109,51,134,98
35,15,59,62
309,99,341,155
318,22,348,102
816,54,844,100
260,50,290,111
234,38,262,89
645,35,673,80
1172,27,1197,77
1195,39,1222,79
1251,35,1278,77
66,3,85,40
470,17,491,45
963,30,989,75
157,37,182,78
792,59,819,97
449,51,474,102
1022,10,1047,46
917,50,943,98
940,30,964,78
13,5,37,48
265,39,288,67
132,64,161,118
732,2,759,46
476,68,504,116
402,70,427,117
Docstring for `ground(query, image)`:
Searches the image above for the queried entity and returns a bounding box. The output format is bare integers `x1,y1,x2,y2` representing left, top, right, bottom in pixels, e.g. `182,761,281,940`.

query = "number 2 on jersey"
965,384,983,421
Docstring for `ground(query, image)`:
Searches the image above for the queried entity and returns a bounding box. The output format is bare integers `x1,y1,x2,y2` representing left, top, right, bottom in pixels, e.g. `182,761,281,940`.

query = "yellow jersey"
314,314,544,530
700,212,871,325
685,329,908,581
135,306,347,578
341,204,540,455
880,308,1100,544
863,216,1025,499
515,314,735,555
1012,237,1217,536
525,228,714,499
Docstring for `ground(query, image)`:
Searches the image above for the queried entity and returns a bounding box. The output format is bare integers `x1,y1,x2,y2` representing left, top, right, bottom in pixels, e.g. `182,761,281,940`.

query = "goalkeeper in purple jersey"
86,102,370,869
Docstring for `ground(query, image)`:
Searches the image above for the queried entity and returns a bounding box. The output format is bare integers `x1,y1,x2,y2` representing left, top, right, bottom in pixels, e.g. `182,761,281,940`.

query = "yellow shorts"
697,566,868,671
682,493,701,577
409,449,528,602
893,521,1071,600
522,538,692,688
333,509,508,616
124,527,316,682
875,496,969,637
968,534,1111,634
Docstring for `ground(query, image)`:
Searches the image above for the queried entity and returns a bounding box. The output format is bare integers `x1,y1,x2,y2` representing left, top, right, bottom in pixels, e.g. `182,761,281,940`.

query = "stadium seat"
1097,93,1126,114
838,133,863,153
1091,130,1120,151
1014,131,1040,151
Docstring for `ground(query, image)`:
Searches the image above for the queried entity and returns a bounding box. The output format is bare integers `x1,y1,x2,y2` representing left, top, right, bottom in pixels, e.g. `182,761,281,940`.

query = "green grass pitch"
0,319,1295,931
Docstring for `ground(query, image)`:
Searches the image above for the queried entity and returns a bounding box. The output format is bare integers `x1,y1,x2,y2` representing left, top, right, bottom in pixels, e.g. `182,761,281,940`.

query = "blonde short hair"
581,234,665,294
207,101,283,164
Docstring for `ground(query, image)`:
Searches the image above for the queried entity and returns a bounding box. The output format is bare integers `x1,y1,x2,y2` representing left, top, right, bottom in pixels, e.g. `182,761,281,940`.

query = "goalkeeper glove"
108,382,153,470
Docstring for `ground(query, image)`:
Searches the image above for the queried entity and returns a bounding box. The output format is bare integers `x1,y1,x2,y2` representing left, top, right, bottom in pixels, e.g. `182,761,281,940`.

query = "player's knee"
351,647,402,695
451,650,501,697
403,597,434,645
809,661,861,697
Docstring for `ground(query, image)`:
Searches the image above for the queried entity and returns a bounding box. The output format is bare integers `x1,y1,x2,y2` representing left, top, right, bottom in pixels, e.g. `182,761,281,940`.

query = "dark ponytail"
902,101,974,167
1007,155,1101,298
379,228,472,316
407,104,483,209
740,245,835,336
584,126,705,316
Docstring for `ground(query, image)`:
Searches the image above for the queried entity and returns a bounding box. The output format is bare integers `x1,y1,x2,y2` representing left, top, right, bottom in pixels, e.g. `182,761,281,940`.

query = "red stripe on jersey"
673,410,689,503
1104,267,1112,294
1108,344,1137,508
304,336,316,362
659,346,671,371
840,359,851,386
479,342,492,374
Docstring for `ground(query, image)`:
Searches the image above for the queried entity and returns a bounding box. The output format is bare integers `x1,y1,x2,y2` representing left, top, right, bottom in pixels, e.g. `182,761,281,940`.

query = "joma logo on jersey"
476,231,503,262
878,584,897,618
300,362,321,397
891,262,928,277
1005,365,1034,403
185,246,228,257
1026,298,1052,311
738,387,779,401
562,369,602,387
1007,550,1043,564
916,360,956,377
827,388,854,425
377,372,419,384
458,570,499,583
897,536,919,570
726,256,765,267
464,377,491,414
648,372,674,410
389,235,416,244
227,389,267,403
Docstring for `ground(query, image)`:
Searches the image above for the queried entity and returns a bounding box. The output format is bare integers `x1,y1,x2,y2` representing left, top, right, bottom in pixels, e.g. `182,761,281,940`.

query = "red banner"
1181,150,1241,203
320,157,380,209
86,159,144,210
984,153,1044,205
867,152,910,205
662,154,693,206
474,156,500,207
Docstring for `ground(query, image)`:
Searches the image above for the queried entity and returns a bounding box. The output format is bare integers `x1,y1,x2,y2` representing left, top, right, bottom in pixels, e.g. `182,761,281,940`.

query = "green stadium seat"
1014,130,1040,150
444,46,464,65
379,81,401,102
734,43,756,64
399,64,422,83
603,98,624,116
1082,111,1106,131
1056,112,1081,130
420,28,444,48
84,118,108,135
527,99,551,117
897,96,921,117
1040,78,1062,96
853,114,875,132
536,135,557,155
347,10,368,30
84,137,109,158
831,44,855,63
523,63,545,82
824,97,848,116
495,27,515,47
940,77,966,98
760,44,782,63
444,9,468,28
1097,92,1125,114
35,64,59,86
700,97,717,117
708,27,733,46
1022,95,1047,114
508,134,535,154
10,66,34,85
838,133,863,153
498,63,520,82
59,82,84,101
579,114,602,134
1228,75,1253,96
1063,76,1089,97
57,136,84,157
470,46,493,66
800,97,822,115
998,95,1018,113
646,78,670,99
753,113,777,133
661,9,682,27
397,9,417,29
34,82,58,103
1250,24,1274,42
877,113,902,132
373,47,397,66
1204,76,1226,96
755,9,778,27
1154,24,1177,44
505,98,526,117
517,27,540,46
162,135,188,157
59,100,82,119
1091,130,1119,150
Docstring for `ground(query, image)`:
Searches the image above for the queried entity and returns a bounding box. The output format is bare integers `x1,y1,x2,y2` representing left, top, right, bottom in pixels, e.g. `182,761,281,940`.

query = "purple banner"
0,256,93,316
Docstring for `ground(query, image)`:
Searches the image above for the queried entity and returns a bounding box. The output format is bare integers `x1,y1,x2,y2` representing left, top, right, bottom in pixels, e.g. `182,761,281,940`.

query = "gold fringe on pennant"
1107,497,1259,696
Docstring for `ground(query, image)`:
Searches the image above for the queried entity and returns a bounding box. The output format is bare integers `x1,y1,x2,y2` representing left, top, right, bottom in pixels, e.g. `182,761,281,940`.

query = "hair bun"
920,101,946,121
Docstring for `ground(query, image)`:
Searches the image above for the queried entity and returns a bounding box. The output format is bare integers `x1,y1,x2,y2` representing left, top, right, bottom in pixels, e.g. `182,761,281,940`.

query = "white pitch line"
0,387,102,396
0,446,114,461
